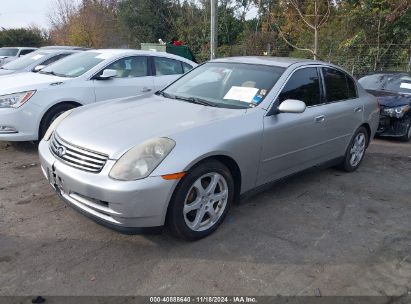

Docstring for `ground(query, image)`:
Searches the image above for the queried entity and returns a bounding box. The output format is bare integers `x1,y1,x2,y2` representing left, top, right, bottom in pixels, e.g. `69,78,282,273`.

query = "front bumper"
0,106,41,141
376,114,410,137
38,139,178,231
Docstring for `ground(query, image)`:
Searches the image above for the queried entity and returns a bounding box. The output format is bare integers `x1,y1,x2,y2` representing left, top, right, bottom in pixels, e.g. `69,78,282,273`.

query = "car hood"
0,69,16,76
367,89,411,107
0,72,68,94
56,95,245,159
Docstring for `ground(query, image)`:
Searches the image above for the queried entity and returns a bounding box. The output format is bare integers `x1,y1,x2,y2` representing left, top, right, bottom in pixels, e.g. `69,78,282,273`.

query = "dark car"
359,72,411,141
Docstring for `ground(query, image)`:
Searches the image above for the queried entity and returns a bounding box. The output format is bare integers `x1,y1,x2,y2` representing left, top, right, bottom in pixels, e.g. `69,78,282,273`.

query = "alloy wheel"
183,172,229,232
349,132,366,167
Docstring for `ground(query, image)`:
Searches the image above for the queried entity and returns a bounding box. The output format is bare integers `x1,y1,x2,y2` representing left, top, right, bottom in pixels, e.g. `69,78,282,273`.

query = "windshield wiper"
172,94,217,107
155,91,176,99
39,70,68,77
156,91,217,107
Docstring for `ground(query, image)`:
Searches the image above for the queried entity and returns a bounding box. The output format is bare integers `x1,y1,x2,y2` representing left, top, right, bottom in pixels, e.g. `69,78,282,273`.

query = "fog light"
0,126,17,133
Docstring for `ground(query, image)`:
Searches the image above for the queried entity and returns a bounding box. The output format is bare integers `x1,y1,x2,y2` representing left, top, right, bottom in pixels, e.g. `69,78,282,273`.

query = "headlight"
109,138,176,181
43,109,73,141
382,105,409,118
0,91,36,108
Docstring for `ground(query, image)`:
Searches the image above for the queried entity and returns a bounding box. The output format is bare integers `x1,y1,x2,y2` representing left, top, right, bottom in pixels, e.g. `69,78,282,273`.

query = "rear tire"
337,126,369,172
167,159,234,241
39,104,76,140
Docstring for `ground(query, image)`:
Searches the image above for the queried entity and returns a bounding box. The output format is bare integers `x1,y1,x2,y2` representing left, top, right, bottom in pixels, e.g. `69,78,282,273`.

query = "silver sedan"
38,57,380,240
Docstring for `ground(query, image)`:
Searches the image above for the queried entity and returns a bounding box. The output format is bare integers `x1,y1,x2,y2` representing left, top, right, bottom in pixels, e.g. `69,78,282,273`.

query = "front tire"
337,126,369,172
167,160,234,241
400,120,411,142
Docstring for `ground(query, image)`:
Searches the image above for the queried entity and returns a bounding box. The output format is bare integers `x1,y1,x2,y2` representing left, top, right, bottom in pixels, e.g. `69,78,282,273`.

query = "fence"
214,43,411,78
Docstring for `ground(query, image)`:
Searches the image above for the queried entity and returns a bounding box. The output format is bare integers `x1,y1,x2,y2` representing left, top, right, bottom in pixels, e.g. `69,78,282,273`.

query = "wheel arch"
164,153,243,225
38,101,82,139
360,122,372,147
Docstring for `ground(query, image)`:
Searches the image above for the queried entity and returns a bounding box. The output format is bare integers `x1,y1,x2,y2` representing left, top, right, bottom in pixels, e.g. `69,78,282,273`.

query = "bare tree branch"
289,0,315,30
318,0,331,28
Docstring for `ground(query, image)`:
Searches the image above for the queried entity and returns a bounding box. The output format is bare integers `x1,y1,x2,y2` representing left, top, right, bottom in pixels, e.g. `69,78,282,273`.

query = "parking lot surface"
0,139,410,296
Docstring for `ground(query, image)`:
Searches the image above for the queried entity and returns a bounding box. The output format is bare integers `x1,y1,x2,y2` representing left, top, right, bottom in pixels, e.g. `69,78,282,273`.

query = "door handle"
354,107,363,113
314,115,325,123
141,87,152,93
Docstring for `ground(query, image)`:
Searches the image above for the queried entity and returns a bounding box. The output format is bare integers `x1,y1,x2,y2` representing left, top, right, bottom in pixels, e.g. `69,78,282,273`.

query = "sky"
0,0,54,29
0,0,258,30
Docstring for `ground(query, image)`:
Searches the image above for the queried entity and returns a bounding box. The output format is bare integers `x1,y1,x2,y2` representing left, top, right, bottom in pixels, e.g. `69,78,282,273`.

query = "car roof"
84,49,196,63
211,56,324,68
0,47,37,50
40,46,90,51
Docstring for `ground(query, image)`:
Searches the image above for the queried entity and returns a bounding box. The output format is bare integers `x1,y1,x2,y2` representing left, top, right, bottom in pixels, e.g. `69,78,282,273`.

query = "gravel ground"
0,138,410,297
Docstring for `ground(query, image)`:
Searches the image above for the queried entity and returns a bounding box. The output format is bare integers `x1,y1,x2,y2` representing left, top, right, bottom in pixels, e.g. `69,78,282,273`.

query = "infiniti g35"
38,57,379,240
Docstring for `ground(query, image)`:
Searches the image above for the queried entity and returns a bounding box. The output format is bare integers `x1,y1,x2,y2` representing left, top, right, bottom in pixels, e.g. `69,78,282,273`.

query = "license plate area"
48,166,65,195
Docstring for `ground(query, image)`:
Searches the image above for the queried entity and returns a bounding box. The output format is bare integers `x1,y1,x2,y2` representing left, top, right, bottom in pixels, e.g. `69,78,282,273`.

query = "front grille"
50,133,108,173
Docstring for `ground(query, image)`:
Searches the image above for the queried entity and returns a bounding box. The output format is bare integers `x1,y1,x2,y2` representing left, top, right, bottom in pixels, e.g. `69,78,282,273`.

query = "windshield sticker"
31,54,45,60
252,95,263,104
95,53,114,60
224,86,259,103
400,82,411,90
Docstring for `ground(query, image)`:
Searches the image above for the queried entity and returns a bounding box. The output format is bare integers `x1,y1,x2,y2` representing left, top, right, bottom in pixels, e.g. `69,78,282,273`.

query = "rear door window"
41,53,70,66
182,62,193,73
154,57,183,75
322,67,357,102
19,49,35,56
279,67,321,107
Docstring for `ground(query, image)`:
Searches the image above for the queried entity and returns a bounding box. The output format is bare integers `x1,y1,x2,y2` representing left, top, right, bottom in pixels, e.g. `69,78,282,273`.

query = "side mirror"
277,99,306,114
96,69,117,80
33,65,46,72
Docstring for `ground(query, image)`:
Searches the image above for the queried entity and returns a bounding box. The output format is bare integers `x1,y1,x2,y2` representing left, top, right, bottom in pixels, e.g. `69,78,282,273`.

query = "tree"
48,0,124,47
0,28,45,47
273,0,331,59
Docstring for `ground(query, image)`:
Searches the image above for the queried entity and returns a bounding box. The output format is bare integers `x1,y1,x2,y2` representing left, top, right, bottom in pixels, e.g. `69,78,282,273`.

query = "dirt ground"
0,138,410,297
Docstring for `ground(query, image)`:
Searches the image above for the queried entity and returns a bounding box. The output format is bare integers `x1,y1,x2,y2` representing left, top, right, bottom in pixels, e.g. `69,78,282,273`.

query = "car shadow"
4,141,38,154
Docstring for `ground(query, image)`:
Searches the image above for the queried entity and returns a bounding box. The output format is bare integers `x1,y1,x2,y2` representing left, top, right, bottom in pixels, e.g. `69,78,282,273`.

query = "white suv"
0,49,196,141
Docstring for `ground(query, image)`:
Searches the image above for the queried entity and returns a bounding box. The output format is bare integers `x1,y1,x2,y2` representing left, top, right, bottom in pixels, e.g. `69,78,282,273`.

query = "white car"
0,47,37,66
0,49,197,141
0,46,87,76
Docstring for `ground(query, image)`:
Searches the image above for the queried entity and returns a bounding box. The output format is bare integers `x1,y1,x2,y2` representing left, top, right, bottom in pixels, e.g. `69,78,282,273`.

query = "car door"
93,55,155,102
151,56,189,91
257,66,332,185
318,67,363,156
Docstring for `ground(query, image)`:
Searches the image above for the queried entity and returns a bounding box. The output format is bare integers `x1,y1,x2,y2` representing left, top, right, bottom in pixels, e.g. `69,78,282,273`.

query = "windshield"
2,51,48,70
161,62,285,109
359,73,411,94
40,52,108,77
0,48,18,56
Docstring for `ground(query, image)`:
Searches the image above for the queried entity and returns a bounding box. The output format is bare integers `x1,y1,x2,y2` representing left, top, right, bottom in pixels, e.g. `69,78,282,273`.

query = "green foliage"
43,0,410,74
0,28,45,47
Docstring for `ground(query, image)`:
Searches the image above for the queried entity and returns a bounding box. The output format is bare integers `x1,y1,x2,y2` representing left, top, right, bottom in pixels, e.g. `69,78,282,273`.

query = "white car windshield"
160,62,285,109
40,52,108,78
0,48,18,56
2,51,49,70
